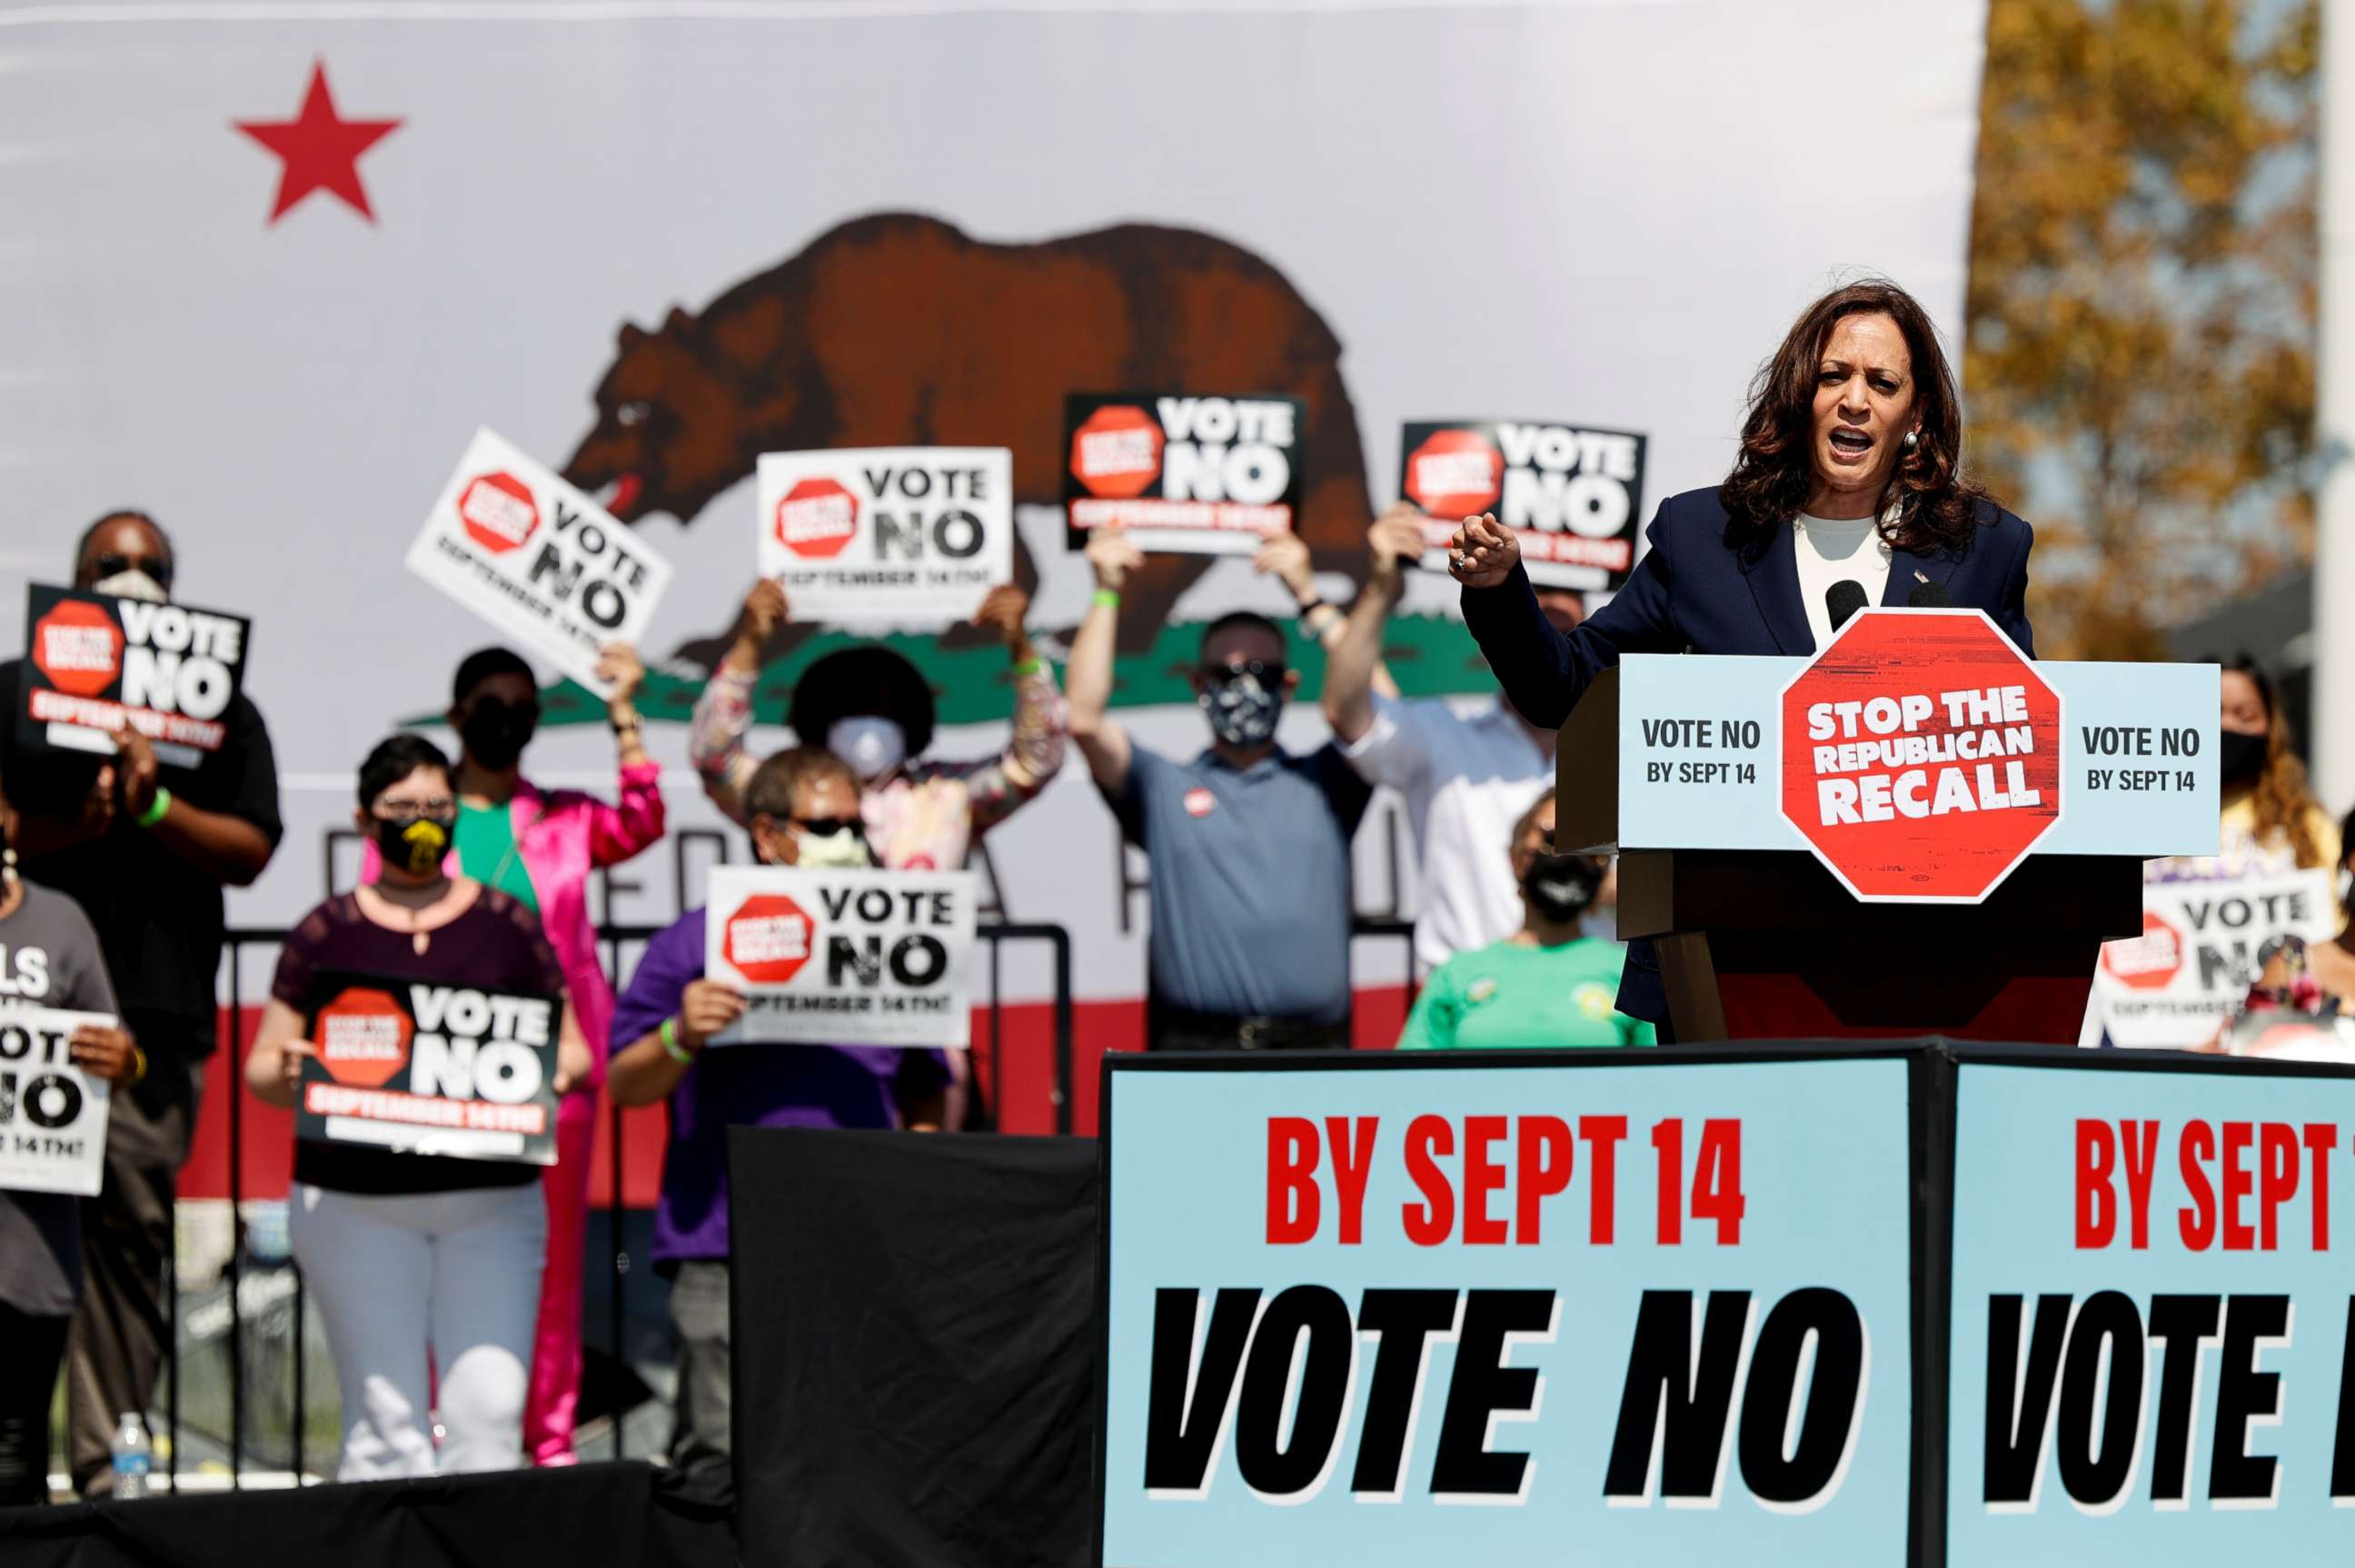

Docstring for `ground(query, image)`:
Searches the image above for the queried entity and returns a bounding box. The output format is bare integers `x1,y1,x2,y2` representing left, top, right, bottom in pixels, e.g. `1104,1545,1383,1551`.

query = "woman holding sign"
0,766,143,1506
354,642,667,1467
247,736,591,1481
1448,279,2035,1034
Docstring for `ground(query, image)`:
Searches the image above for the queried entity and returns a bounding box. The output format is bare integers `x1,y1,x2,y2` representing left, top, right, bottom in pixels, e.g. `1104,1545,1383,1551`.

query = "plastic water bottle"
110,1412,152,1500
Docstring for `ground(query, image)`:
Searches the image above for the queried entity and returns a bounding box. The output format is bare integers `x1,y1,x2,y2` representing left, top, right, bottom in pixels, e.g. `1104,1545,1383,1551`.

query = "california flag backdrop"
0,0,1991,1038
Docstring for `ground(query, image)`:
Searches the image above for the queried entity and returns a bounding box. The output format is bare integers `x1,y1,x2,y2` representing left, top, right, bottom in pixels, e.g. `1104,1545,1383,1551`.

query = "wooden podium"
1556,664,2163,1045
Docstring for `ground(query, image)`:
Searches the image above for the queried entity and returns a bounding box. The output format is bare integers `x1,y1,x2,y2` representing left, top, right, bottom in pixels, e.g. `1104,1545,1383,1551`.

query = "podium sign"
1604,612,2216,902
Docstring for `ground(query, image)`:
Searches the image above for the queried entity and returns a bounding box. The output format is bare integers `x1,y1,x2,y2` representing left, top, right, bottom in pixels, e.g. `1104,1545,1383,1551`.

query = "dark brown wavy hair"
2221,654,2327,868
1721,279,1988,555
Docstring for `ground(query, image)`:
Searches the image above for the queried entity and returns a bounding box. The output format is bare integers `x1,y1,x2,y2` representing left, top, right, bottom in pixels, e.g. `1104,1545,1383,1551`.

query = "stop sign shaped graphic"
457,471,541,554
1779,609,2062,902
723,894,816,987
1068,404,1165,500
32,600,124,698
774,477,860,560
313,986,414,1089
1403,427,1505,520
2102,909,2184,991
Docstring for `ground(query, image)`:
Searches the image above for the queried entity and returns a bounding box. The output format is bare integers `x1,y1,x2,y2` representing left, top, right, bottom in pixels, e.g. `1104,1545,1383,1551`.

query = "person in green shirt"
1397,788,1654,1050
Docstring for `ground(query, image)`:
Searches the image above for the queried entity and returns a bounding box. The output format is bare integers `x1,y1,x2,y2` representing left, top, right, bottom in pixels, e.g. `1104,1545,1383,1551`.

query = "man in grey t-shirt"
1067,529,1372,1050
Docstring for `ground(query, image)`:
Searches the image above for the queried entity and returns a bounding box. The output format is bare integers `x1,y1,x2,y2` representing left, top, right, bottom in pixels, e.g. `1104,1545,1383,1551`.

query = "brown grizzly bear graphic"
561,212,1373,653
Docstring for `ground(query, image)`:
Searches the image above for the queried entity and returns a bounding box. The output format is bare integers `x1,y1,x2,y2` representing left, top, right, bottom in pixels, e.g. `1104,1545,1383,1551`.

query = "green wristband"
1091,588,1121,610
660,1017,696,1066
134,787,173,829
1009,655,1044,679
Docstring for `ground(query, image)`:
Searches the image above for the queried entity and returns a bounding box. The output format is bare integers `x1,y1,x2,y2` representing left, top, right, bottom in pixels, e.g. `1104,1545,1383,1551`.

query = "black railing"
164,912,1408,1484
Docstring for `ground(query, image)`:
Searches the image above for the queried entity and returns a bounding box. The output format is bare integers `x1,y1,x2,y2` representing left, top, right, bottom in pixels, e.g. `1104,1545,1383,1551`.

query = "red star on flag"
234,61,402,225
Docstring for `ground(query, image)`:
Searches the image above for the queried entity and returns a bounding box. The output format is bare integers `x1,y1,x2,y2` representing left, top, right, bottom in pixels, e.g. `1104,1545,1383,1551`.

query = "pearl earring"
1903,430,1920,452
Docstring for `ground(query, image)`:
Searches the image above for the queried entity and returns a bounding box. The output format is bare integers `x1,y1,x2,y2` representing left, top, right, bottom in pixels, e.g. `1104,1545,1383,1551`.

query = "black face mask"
461,700,539,771
2219,729,2267,788
374,814,452,878
1521,852,1603,924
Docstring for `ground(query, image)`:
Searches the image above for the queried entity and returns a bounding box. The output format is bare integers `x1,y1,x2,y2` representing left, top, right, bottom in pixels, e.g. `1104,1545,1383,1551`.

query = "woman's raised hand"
1446,513,1520,589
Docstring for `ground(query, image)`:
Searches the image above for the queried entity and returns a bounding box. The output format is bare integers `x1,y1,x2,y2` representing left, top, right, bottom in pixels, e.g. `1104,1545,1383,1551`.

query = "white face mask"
828,716,908,780
791,824,872,868
92,569,168,602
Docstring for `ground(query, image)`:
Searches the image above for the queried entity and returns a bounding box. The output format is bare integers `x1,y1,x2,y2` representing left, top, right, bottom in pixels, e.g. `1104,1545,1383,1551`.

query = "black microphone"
1825,579,1870,634
1907,580,1952,609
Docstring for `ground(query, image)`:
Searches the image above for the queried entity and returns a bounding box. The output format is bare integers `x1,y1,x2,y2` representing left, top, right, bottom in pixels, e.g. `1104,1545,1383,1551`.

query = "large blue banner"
1099,1053,1917,1567
1950,1059,2355,1564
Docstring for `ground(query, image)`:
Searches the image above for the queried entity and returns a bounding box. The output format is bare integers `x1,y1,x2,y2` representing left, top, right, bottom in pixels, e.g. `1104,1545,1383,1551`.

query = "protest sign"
704,866,975,1048
17,584,250,766
297,972,561,1166
0,1007,114,1197
405,428,673,695
1949,1055,2355,1560
2093,868,2338,1049
1099,1051,1914,1567
1397,420,1648,591
1063,393,1304,554
756,447,1012,626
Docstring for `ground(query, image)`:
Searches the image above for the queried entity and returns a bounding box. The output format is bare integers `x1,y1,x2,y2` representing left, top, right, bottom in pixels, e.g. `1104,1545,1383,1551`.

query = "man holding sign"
0,511,283,1496
0,765,142,1506
608,746,949,1499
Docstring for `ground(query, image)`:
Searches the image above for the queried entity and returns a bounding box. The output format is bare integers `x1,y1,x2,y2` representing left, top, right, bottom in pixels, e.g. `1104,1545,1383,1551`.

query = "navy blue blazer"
1462,485,2037,1025
1462,485,2035,731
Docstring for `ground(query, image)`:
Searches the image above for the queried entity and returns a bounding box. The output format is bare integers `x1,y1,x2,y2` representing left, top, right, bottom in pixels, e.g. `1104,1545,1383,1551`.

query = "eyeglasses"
92,552,174,590
1199,659,1287,685
374,799,456,819
791,816,864,838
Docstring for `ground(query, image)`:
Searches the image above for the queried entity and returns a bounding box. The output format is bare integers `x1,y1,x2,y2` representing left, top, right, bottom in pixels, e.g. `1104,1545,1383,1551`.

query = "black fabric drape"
0,1460,731,1568
729,1127,1097,1568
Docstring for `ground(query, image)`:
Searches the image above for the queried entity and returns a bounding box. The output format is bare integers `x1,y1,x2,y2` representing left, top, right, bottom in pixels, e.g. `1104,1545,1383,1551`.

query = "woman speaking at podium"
1447,278,2037,1031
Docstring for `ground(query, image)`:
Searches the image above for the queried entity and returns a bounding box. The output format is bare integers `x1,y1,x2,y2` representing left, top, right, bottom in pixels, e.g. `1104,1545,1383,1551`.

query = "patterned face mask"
1521,852,1604,923
375,813,452,878
1198,670,1284,748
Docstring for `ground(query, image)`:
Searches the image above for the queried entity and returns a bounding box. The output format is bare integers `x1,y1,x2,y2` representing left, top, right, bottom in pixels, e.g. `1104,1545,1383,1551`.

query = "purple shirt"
611,907,949,1266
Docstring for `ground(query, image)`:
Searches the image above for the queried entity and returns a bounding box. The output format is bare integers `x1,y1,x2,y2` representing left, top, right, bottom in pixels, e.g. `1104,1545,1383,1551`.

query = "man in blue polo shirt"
1068,527,1372,1050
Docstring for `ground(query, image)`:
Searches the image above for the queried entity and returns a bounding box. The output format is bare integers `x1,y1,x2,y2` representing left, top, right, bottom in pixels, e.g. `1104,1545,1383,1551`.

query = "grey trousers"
667,1260,732,1494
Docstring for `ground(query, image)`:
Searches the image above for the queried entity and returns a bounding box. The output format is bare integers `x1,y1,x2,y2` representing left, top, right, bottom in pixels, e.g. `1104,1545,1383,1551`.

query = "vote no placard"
0,1006,115,1197
406,427,673,697
297,973,561,1166
704,866,975,1048
756,447,1012,627
1099,1054,1913,1567
17,584,250,764
1397,419,1648,592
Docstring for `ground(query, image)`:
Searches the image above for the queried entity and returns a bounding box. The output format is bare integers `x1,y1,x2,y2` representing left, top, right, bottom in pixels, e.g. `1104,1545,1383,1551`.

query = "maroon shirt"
272,887,565,1196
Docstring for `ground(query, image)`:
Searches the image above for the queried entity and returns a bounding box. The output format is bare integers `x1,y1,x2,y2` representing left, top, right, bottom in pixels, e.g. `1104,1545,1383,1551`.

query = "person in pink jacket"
362,642,666,1464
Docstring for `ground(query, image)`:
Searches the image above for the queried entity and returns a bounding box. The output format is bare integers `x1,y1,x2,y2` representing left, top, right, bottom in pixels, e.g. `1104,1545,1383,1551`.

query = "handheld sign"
298,973,561,1166
18,584,250,766
756,447,1013,626
1063,392,1304,554
2094,868,2338,1048
405,428,673,696
704,866,974,1048
1398,420,1648,591
0,1007,115,1197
